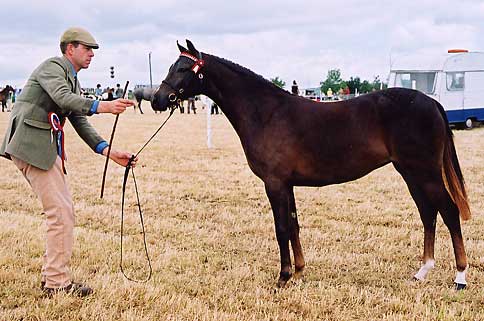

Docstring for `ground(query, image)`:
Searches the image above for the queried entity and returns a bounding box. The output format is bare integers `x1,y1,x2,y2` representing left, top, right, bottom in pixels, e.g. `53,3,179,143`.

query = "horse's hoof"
276,271,292,288
455,283,466,291
293,269,304,281
276,279,287,288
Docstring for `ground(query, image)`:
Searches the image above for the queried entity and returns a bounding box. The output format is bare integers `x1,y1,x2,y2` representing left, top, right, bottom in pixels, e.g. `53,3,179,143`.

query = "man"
114,83,124,99
94,83,103,99
0,27,137,297
291,80,299,95
187,96,196,114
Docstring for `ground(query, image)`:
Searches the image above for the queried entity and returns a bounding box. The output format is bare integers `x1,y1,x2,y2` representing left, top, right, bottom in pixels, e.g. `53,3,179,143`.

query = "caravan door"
440,72,464,122
464,71,484,108
463,71,484,126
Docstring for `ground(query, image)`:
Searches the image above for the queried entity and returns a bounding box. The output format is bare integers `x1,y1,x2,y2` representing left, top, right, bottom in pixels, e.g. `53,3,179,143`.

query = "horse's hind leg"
434,186,468,289
396,164,467,288
265,181,295,288
288,189,305,279
394,164,438,281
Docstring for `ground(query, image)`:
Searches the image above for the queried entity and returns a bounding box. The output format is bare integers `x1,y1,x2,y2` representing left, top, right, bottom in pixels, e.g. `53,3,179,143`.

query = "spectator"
291,80,299,95
94,83,102,98
115,83,124,98
211,101,219,114
187,96,196,114
343,86,350,96
106,88,114,101
11,88,16,108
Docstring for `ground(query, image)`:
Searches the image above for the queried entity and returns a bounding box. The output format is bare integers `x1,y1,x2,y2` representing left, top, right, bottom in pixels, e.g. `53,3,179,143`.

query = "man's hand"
102,147,138,167
98,99,135,115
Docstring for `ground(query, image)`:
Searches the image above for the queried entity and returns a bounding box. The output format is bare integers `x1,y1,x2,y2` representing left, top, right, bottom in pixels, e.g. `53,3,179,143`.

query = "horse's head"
151,40,205,111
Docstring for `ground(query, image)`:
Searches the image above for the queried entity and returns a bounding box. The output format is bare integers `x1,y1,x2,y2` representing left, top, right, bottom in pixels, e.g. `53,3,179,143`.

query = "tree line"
271,69,387,94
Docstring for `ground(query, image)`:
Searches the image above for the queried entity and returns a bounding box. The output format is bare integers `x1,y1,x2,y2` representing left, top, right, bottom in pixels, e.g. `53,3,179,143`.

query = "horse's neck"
202,54,282,132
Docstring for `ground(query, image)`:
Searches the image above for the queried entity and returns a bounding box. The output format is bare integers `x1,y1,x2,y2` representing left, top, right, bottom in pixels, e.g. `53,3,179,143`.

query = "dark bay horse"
0,85,14,112
151,40,471,290
133,87,158,114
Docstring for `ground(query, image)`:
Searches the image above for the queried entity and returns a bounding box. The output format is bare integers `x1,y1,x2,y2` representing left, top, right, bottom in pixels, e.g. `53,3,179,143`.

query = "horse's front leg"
265,181,293,288
288,189,305,279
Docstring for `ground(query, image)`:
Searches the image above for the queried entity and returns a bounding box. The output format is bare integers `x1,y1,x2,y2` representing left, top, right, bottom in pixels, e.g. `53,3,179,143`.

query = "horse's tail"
436,101,471,221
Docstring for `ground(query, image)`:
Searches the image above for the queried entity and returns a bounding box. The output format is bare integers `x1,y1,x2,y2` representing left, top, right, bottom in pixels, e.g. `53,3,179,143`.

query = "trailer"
388,50,484,128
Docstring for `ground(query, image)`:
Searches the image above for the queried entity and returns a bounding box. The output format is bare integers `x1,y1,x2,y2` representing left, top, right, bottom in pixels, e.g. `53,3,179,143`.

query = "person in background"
115,83,124,99
94,83,103,99
291,80,299,95
10,88,16,110
211,101,219,114
187,96,196,114
0,27,137,298
106,87,114,101
343,86,350,96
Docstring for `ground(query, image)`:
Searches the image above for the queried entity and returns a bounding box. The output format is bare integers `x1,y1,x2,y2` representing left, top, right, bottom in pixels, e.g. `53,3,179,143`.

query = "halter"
159,52,205,104
180,52,205,73
48,112,67,174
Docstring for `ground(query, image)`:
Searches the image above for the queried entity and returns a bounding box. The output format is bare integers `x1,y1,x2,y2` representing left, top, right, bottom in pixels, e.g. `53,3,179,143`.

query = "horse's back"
249,88,448,186
134,87,155,101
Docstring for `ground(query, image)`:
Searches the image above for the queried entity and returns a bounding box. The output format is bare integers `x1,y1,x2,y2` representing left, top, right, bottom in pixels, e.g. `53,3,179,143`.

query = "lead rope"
120,105,178,282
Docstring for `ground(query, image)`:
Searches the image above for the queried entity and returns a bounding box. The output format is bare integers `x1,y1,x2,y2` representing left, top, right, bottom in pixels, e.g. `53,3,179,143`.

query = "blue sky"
1,0,483,89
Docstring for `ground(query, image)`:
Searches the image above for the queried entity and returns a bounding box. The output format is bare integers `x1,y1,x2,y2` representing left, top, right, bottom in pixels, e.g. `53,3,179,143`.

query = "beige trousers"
12,156,74,289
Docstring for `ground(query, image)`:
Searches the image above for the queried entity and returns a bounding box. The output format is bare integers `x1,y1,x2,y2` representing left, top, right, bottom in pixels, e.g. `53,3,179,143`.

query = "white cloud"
1,0,484,90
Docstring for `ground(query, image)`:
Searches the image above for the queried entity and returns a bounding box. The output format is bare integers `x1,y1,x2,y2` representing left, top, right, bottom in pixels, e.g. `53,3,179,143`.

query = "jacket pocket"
24,118,52,130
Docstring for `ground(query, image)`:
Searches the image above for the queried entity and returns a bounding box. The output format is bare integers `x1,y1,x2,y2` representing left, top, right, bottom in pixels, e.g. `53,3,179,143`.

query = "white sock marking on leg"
454,268,467,285
414,259,435,281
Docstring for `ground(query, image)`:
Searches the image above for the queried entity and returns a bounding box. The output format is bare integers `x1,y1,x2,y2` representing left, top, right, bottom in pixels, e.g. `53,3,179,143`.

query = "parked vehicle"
389,50,484,128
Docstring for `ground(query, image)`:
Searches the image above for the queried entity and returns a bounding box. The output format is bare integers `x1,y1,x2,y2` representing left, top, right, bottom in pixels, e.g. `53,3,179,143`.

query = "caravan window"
395,72,436,94
446,72,465,91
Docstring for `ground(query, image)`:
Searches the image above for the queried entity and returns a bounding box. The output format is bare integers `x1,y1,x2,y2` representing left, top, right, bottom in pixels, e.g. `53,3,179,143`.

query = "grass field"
0,102,483,321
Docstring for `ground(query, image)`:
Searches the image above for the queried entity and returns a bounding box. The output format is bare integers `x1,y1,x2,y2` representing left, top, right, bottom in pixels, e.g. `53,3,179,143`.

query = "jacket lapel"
61,56,79,94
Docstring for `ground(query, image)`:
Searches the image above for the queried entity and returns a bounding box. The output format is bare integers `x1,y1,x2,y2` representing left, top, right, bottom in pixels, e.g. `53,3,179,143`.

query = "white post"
411,80,417,90
205,95,213,149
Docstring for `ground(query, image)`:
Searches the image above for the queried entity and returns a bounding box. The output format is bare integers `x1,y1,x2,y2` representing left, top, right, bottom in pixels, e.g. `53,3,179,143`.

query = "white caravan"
388,50,484,128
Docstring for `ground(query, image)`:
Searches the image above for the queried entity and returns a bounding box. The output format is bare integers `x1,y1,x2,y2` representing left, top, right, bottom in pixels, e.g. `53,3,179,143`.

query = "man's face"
68,43,94,71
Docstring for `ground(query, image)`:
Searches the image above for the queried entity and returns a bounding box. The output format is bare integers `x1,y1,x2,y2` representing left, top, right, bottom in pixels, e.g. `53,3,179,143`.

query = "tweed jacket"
0,56,104,170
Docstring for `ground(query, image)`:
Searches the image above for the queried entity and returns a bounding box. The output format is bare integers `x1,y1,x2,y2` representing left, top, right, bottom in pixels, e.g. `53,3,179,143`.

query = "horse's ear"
177,41,188,53
186,39,199,56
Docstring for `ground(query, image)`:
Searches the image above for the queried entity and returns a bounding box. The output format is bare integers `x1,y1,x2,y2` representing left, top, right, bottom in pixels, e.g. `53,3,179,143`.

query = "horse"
133,87,158,114
0,85,14,112
151,40,471,290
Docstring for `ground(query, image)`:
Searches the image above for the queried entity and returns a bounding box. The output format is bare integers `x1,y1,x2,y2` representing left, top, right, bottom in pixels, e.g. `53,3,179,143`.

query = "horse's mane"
208,54,290,94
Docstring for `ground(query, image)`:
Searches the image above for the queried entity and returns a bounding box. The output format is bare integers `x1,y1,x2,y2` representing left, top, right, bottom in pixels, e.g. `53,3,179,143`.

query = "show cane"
100,80,130,198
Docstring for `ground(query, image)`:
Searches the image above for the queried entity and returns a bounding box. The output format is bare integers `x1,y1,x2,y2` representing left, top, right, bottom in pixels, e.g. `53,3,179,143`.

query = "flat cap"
60,27,99,49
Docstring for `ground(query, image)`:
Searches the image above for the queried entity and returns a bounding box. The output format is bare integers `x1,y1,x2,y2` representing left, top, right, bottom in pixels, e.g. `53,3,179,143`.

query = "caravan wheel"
465,118,474,129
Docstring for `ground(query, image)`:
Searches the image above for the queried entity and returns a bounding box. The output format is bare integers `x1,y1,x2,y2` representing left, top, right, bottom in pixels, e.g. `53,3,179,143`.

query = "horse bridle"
157,52,205,105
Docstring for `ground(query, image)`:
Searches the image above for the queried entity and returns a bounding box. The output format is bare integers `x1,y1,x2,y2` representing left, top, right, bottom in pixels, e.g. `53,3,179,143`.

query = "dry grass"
0,102,483,321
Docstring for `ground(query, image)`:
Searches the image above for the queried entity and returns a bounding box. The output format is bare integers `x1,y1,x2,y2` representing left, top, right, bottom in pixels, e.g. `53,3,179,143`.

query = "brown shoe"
43,282,93,297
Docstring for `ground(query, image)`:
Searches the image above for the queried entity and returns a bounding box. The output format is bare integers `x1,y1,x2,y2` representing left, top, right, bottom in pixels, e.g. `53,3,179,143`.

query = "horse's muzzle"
150,88,169,111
